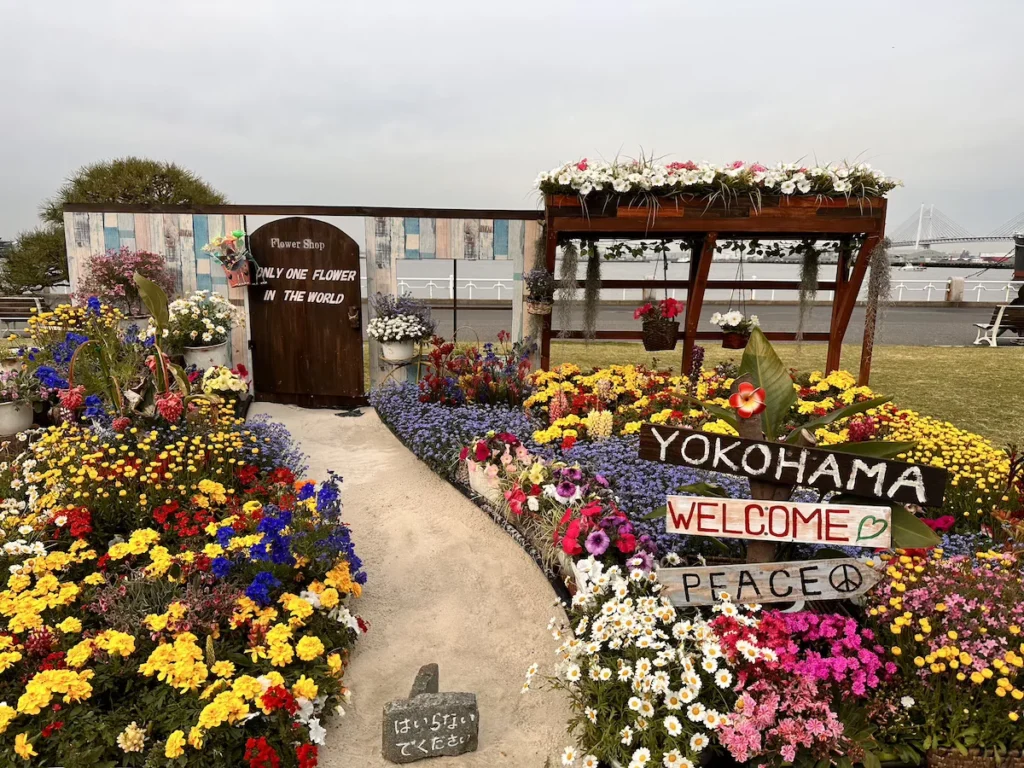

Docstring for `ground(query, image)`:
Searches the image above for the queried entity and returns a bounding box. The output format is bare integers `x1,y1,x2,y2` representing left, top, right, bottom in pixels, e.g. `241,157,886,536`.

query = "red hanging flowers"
57,385,86,411
155,392,184,423
728,382,767,419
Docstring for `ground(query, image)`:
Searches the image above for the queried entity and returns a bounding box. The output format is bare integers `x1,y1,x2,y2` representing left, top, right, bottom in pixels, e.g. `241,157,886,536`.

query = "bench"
973,304,1024,346
0,297,46,333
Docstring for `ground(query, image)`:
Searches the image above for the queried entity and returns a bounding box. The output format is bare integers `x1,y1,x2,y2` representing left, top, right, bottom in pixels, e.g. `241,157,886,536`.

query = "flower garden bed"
373,332,1024,768
0,282,367,766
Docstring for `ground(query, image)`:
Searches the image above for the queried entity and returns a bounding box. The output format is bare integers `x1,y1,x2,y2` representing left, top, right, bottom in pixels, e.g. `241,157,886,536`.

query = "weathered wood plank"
117,213,136,251
462,220,479,260
178,215,198,294
87,213,105,259
659,558,882,606
477,220,493,260
435,218,451,260
418,218,436,259
639,424,947,507
134,214,153,251
666,495,892,548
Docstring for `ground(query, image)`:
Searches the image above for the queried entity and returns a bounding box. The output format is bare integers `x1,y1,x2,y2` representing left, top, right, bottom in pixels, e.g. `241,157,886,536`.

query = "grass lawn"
550,341,1024,448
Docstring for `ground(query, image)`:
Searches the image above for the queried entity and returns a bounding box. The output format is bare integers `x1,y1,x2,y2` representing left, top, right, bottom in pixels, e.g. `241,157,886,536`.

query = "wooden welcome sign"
640,424,947,507
658,557,882,606
666,496,892,548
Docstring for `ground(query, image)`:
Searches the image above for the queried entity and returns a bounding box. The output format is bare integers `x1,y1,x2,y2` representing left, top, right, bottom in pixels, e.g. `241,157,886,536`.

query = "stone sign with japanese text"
383,664,479,763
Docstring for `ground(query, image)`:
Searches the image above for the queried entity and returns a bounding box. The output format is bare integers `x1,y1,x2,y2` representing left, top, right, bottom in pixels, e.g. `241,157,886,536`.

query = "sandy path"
251,404,569,767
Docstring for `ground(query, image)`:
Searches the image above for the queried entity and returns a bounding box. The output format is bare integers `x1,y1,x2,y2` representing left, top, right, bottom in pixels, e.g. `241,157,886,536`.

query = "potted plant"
200,363,251,415
368,293,435,363
202,230,253,288
634,297,684,351
161,290,245,369
0,368,39,436
710,310,760,349
76,247,176,327
524,268,556,315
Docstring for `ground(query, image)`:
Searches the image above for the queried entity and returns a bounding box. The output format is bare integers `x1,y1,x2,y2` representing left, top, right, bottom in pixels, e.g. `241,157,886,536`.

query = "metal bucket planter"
381,340,416,364
0,401,33,436
641,320,679,352
183,342,230,370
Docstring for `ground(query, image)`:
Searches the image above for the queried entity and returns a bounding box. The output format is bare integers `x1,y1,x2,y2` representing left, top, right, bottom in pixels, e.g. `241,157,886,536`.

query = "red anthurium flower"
728,382,767,419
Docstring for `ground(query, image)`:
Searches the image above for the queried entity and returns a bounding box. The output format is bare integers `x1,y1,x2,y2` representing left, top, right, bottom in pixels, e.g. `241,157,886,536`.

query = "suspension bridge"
888,205,1024,248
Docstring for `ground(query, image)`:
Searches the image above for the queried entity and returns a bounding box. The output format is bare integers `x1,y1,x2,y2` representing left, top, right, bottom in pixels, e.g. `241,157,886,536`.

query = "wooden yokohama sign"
248,217,365,407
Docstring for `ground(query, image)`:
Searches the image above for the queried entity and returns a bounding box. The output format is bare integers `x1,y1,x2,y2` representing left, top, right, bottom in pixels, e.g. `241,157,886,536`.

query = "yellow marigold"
14,732,36,760
211,660,236,679
328,653,344,677
0,703,15,734
296,636,325,662
231,675,263,700
57,617,82,634
164,729,186,758
292,674,318,700
188,726,204,749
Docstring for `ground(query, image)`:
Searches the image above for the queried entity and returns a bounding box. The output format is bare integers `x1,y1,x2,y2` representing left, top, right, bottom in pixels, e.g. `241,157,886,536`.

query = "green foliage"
134,272,169,330
0,225,68,291
41,156,227,226
738,328,797,441
825,441,917,459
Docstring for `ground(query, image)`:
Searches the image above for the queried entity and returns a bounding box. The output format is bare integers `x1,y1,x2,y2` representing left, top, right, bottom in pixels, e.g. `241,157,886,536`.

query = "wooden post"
827,235,878,374
825,237,851,374
858,239,882,385
681,233,717,374
539,212,557,371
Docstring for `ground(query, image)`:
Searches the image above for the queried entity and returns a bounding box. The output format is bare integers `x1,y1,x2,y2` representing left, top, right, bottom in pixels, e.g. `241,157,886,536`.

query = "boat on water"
897,263,927,271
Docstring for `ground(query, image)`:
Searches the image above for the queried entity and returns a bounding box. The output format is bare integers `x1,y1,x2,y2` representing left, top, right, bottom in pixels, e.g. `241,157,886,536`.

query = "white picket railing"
359,277,1022,303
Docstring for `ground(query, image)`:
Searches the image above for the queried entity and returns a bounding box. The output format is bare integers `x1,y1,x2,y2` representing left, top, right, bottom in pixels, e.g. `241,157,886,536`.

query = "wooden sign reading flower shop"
638,330,948,608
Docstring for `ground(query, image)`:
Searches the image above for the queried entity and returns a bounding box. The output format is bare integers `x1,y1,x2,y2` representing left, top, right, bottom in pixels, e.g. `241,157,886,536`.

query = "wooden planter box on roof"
540,192,888,383
544,193,886,237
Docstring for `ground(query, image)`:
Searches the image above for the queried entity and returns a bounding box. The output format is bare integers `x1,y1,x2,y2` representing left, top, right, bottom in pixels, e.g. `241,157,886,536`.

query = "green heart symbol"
856,516,889,542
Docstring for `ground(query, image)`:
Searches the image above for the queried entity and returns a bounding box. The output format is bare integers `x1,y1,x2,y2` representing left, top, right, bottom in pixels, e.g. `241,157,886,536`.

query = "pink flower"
729,160,745,169
58,385,86,411
155,392,183,423
576,159,588,171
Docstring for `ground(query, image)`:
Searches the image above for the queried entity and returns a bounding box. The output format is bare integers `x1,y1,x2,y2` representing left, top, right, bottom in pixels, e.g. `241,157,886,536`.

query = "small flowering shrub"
418,332,536,407
0,411,367,767
634,297,684,323
867,549,1024,754
76,247,177,316
367,292,435,343
709,310,759,335
161,290,245,349
201,364,250,399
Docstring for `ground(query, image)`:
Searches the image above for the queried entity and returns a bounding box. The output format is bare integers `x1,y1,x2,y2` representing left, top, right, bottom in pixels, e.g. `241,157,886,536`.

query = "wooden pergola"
539,194,887,384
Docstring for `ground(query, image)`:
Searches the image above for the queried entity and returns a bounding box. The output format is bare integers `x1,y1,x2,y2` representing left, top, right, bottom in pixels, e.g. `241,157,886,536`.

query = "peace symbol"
828,563,863,593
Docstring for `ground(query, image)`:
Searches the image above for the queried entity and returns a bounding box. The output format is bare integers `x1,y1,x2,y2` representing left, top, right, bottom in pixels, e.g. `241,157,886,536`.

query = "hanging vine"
557,240,579,338
865,236,893,321
796,245,821,341
582,241,602,341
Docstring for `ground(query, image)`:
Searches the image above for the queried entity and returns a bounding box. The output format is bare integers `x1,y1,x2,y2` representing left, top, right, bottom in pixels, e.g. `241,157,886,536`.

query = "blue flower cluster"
82,395,106,421
246,414,310,476
52,332,89,365
250,507,295,566
246,571,281,606
313,472,366,584
371,382,539,479
34,366,68,390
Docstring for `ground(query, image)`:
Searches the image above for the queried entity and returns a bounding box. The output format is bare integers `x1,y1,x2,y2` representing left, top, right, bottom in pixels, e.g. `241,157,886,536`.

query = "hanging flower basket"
722,331,750,349
927,749,1024,768
225,258,252,288
526,299,553,316
642,319,679,351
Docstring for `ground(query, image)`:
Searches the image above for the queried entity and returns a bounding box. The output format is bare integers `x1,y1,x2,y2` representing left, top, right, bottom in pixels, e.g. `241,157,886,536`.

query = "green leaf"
824,441,917,459
676,394,738,431
813,547,849,560
738,327,796,441
641,504,667,521
890,505,941,549
861,749,881,768
786,396,893,443
676,481,729,498
168,363,191,396
133,272,169,329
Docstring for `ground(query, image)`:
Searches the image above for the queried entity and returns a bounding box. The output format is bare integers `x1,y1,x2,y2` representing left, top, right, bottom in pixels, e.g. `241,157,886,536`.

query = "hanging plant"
796,242,821,341
582,242,601,341
865,236,893,322
557,240,579,338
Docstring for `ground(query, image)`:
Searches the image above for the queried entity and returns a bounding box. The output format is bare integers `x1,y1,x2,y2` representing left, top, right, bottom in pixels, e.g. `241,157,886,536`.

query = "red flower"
505,485,527,516
155,392,184,423
561,533,583,556
661,297,685,319
260,685,298,716
459,446,469,461
111,416,131,433
728,382,767,419
633,303,653,320
616,532,637,554
245,737,281,768
580,501,603,518
922,515,955,533
57,385,86,411
297,744,318,768
473,441,490,462
561,435,577,451
576,158,588,171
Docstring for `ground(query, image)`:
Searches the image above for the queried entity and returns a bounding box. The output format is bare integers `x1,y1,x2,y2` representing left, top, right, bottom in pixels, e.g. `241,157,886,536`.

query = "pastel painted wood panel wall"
62,211,251,367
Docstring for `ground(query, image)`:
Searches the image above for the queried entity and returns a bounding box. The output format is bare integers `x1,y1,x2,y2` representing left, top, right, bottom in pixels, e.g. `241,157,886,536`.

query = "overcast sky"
2,0,1022,239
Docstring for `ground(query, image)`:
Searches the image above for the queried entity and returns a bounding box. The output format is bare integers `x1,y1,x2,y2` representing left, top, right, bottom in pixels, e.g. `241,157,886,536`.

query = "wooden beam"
575,279,839,291
826,237,853,372
552,216,884,237
681,234,717,372
827,235,879,372
555,330,831,342
63,203,544,220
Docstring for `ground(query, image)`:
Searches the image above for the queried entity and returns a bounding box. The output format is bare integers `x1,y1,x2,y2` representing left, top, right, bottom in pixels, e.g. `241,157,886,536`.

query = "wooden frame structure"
540,194,886,383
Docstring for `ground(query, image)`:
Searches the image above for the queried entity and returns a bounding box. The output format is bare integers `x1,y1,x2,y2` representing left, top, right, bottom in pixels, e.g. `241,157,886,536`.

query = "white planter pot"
380,339,416,364
0,357,21,373
183,342,230,370
466,461,505,507
0,401,33,436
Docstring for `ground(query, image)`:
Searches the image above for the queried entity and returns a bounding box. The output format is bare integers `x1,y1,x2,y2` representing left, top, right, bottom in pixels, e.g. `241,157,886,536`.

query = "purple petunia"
585,529,610,556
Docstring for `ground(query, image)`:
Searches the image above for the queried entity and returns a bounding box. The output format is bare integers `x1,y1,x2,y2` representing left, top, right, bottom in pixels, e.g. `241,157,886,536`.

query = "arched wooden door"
248,217,364,407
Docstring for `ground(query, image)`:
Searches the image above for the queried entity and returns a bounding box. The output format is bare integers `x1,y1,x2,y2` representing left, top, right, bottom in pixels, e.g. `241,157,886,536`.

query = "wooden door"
248,217,364,407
